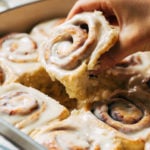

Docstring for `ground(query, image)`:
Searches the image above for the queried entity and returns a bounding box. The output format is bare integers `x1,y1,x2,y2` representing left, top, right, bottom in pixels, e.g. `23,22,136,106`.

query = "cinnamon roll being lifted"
0,83,69,135
39,11,119,106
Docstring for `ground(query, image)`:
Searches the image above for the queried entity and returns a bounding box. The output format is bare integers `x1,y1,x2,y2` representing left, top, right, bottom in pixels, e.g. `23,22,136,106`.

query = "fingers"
67,0,115,20
95,41,123,73
67,0,93,20
66,0,150,74
67,3,83,20
94,36,144,73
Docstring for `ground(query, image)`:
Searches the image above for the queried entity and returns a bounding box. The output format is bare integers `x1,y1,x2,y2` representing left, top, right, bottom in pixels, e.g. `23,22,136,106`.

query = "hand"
67,0,150,71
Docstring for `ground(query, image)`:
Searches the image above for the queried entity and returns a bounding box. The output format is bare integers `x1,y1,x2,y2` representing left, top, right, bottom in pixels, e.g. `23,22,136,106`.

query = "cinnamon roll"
30,18,65,45
31,110,144,150
0,83,69,135
0,33,53,94
39,11,119,105
0,33,38,63
107,51,150,89
92,88,150,134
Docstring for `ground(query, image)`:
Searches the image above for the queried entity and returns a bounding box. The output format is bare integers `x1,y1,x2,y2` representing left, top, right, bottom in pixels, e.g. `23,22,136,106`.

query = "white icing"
30,18,65,45
0,83,68,135
0,33,38,63
32,110,119,150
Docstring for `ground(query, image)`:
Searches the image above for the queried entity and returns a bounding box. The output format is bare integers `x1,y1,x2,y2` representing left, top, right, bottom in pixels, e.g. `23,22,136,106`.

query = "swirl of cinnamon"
0,83,69,134
0,33,38,63
40,11,118,72
92,90,150,133
0,91,38,115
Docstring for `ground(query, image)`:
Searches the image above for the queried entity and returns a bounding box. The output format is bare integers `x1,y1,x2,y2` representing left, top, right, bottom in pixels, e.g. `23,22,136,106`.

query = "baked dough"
1,8,149,150
31,85,150,150
0,33,42,87
0,83,69,135
0,33,53,94
0,32,77,109
107,51,150,89
91,86,150,149
92,88,150,133
31,109,144,150
39,11,119,106
0,33,38,63
30,18,65,45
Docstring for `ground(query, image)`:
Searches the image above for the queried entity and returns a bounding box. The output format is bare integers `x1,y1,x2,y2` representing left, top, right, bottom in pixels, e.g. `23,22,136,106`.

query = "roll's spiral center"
109,99,143,124
92,93,150,133
0,92,38,115
2,36,36,55
0,34,38,63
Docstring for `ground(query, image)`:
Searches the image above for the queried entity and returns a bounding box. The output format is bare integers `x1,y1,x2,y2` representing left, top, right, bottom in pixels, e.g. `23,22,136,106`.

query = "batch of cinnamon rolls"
0,11,150,150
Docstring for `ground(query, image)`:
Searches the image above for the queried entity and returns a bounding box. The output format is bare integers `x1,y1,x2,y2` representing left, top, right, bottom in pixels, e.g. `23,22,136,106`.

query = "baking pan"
0,118,46,150
0,0,77,35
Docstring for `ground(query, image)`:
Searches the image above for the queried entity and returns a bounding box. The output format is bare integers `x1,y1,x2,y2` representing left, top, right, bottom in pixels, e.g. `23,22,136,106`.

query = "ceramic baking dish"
0,0,76,36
